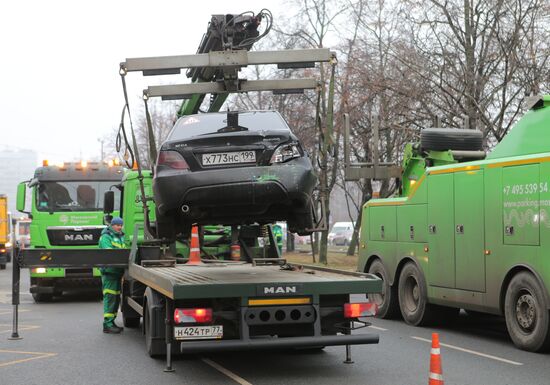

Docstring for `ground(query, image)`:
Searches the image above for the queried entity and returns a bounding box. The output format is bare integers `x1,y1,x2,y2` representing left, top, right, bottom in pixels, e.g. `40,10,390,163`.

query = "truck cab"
17,161,123,301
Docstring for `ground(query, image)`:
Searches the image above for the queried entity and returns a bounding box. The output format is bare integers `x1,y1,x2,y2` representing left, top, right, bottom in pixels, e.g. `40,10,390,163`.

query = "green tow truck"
16,161,123,301
9,12,382,368
358,95,550,352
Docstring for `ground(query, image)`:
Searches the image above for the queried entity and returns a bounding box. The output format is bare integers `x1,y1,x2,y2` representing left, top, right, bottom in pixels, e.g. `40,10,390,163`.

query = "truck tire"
421,128,483,151
123,312,141,328
398,262,434,326
504,272,550,352
0,264,5,270
367,259,400,319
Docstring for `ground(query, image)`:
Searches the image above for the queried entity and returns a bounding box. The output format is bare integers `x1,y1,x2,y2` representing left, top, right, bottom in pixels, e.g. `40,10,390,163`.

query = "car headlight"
5,242,12,248
270,143,301,164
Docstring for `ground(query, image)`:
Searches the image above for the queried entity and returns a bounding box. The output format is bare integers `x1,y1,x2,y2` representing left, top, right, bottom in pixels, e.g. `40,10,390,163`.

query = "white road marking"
368,325,388,331
202,358,253,385
411,336,523,366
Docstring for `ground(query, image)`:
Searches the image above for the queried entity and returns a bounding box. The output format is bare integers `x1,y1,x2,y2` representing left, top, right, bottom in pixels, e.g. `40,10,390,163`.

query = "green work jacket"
99,226,125,276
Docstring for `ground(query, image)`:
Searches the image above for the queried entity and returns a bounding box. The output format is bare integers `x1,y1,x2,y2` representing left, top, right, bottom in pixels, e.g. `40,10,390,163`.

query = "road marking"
0,349,57,368
0,309,30,316
0,324,40,334
202,358,253,385
411,336,523,366
368,325,388,331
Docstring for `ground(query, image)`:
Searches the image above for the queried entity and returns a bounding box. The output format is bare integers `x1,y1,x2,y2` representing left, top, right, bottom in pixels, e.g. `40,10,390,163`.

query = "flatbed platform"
129,262,380,300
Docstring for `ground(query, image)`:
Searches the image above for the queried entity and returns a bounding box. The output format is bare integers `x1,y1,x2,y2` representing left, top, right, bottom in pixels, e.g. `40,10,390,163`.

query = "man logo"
64,234,93,242
263,286,297,295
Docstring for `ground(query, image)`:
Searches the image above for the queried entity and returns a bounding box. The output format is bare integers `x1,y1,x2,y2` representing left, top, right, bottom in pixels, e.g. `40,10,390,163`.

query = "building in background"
0,146,37,215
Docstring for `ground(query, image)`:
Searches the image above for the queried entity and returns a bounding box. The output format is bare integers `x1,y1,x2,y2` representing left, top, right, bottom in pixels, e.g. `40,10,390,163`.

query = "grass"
284,250,359,271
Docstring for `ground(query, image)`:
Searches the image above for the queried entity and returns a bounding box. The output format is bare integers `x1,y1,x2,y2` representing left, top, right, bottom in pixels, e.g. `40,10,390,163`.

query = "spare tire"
421,128,483,151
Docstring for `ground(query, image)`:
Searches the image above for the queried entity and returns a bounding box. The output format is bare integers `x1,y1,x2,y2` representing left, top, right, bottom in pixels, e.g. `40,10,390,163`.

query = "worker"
99,217,125,334
273,224,284,255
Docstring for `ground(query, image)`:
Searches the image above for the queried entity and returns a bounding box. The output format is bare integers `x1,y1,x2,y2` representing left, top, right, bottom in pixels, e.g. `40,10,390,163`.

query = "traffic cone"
187,225,201,265
429,333,444,385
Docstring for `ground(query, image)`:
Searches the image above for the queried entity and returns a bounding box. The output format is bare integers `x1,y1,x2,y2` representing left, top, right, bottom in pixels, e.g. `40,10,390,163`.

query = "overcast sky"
1,0,285,164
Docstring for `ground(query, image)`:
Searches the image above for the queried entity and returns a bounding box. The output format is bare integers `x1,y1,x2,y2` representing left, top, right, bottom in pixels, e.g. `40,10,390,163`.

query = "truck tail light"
157,150,189,170
174,308,212,324
344,303,378,318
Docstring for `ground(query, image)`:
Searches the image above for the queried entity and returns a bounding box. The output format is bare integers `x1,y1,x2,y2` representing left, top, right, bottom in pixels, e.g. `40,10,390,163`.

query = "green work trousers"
101,271,123,327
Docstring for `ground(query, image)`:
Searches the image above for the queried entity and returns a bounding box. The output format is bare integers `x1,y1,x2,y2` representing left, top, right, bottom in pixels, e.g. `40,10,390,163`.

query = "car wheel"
504,272,550,352
398,262,434,326
367,259,400,319
155,208,176,241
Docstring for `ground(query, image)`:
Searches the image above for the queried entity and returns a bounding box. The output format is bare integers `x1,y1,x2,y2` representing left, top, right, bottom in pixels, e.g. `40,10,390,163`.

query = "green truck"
359,95,550,352
17,161,123,301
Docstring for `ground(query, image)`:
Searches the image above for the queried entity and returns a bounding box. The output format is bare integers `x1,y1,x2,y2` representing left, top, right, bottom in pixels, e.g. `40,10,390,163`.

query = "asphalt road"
1,263,549,385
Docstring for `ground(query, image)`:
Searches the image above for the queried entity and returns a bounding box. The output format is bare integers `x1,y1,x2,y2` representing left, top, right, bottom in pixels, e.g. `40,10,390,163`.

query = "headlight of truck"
5,242,12,248
270,143,301,164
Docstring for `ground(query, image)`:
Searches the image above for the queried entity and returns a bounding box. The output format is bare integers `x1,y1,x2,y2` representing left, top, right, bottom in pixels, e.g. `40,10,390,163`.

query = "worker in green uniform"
273,224,284,255
99,217,125,334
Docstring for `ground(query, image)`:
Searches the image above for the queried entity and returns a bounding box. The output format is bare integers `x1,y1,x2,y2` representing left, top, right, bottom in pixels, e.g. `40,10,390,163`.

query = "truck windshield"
18,222,30,235
169,111,290,140
36,181,120,212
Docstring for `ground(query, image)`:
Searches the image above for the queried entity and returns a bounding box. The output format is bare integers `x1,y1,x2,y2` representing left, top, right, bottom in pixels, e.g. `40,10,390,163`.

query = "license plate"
202,151,256,166
174,325,223,340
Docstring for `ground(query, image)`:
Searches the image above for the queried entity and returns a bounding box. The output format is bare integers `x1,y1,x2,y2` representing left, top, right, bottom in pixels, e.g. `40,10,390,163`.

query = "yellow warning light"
107,159,114,167
410,180,417,186
114,158,120,166
80,160,88,168
42,159,49,167
56,161,65,168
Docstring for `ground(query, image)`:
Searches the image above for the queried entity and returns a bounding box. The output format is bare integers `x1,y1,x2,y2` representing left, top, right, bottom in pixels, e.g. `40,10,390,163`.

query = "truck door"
427,173,455,288
454,170,485,292
502,164,540,246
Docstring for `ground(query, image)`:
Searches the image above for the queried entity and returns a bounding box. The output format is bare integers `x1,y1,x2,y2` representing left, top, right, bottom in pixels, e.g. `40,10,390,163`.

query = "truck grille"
47,227,104,246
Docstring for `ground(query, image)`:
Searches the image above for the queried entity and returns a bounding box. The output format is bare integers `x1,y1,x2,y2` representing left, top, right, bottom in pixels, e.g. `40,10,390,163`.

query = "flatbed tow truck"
8,11,382,370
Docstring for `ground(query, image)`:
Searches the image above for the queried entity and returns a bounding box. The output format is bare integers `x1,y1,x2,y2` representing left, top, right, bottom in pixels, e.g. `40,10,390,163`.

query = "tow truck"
9,11,382,369
350,96,550,352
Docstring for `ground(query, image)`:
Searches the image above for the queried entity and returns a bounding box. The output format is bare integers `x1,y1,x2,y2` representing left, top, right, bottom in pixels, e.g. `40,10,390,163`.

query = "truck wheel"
504,272,550,352
421,128,483,151
123,313,141,328
0,264,5,270
398,262,434,326
367,259,400,319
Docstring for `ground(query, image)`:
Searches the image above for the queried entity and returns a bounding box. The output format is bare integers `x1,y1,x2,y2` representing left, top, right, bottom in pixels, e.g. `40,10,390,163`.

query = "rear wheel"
123,312,141,328
367,259,400,319
504,272,550,352
0,264,5,270
398,262,434,326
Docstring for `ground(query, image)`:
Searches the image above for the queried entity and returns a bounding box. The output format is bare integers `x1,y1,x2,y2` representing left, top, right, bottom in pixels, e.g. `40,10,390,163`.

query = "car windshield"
169,111,290,140
36,181,120,212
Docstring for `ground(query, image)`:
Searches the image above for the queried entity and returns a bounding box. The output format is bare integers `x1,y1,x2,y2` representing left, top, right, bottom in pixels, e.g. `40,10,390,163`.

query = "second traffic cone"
429,333,444,385
187,225,201,265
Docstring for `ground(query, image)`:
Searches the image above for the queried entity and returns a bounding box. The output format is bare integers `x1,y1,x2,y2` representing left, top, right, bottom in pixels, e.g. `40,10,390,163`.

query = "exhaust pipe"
181,205,190,214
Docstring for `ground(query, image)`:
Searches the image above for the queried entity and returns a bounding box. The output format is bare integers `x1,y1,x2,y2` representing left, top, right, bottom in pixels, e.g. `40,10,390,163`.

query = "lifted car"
154,110,317,239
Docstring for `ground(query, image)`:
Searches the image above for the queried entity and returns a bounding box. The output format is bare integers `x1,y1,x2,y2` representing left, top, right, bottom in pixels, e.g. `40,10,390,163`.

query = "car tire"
289,211,314,236
421,128,483,151
398,262,434,326
504,272,550,352
155,208,176,241
367,259,400,319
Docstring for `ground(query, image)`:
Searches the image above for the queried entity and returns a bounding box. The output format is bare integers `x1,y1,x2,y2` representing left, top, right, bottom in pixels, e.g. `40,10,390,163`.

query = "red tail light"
157,150,189,170
344,303,378,318
174,308,212,324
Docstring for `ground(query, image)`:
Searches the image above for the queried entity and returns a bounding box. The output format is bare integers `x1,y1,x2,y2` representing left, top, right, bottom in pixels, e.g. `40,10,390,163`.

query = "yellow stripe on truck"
248,297,311,306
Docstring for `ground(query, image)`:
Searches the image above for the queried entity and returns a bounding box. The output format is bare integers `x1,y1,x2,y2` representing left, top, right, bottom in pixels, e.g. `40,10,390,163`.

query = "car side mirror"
103,191,114,214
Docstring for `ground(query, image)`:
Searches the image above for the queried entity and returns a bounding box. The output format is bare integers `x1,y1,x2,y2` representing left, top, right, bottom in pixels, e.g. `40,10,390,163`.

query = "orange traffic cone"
187,225,201,265
429,333,444,385
428,333,443,385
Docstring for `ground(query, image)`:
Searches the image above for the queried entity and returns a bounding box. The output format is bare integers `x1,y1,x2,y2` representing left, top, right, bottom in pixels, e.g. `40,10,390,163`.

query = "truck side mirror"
103,191,114,214
16,183,27,213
